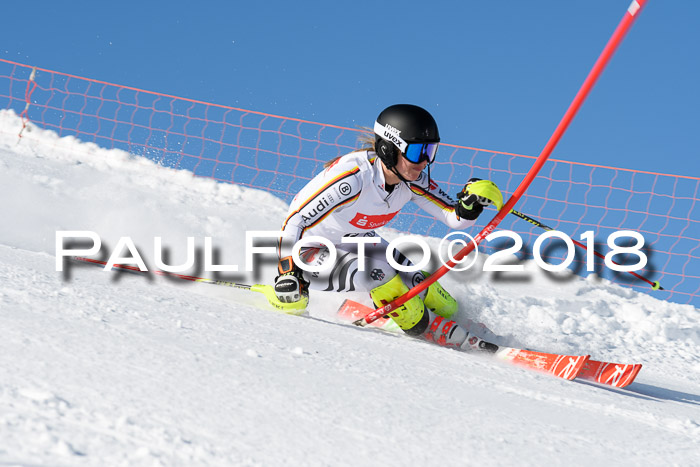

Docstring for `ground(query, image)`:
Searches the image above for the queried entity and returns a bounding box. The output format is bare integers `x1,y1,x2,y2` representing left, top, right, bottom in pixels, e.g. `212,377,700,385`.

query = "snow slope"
1,110,699,466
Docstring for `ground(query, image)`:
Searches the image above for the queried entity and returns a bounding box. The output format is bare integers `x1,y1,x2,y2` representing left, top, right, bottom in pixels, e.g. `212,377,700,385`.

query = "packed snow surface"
1,110,699,466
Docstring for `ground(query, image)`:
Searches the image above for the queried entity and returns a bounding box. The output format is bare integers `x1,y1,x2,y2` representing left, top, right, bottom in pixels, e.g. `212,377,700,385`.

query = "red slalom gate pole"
356,0,649,327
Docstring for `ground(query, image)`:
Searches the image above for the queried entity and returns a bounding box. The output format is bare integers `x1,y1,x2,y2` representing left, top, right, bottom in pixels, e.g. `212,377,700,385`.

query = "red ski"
337,299,589,381
492,347,589,381
337,299,401,332
578,359,643,388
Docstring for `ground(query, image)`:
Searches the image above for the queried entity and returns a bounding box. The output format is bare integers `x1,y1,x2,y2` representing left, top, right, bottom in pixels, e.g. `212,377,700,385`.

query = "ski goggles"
403,142,439,164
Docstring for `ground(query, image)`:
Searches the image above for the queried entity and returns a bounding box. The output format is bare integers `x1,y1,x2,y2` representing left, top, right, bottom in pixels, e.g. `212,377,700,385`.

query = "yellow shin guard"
420,272,458,319
370,274,426,331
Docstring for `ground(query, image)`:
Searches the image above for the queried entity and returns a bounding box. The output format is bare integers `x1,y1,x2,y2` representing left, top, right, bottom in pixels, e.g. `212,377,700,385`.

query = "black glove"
274,256,309,303
456,178,485,220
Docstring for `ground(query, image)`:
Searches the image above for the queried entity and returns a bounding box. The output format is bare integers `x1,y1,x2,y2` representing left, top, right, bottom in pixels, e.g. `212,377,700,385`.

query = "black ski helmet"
373,104,440,168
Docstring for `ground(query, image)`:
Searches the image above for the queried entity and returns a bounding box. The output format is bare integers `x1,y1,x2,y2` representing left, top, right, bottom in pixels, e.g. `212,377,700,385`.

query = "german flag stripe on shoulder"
281,166,361,231
410,184,452,210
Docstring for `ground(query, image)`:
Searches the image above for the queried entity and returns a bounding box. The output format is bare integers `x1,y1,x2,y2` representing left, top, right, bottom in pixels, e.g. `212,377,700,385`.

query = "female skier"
273,104,502,351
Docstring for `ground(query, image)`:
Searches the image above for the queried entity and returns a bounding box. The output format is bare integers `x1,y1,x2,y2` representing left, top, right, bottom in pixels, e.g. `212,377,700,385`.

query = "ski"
337,299,648,385
492,347,588,381
578,359,642,388
337,298,402,332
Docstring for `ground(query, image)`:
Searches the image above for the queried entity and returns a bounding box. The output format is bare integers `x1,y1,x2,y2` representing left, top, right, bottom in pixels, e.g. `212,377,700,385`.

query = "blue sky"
2,0,698,176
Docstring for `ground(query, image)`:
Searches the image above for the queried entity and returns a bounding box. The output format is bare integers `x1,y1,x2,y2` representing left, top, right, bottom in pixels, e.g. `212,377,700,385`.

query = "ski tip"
616,364,643,388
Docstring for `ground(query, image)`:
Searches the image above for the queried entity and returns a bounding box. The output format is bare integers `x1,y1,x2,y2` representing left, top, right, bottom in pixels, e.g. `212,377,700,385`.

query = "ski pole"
71,256,307,315
509,209,663,290
355,0,649,327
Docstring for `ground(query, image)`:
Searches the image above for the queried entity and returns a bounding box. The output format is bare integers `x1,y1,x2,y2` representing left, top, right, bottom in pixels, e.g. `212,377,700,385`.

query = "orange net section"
1,59,697,306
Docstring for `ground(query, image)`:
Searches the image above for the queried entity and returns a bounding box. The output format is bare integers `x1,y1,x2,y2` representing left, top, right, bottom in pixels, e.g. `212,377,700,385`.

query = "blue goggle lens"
404,142,439,164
